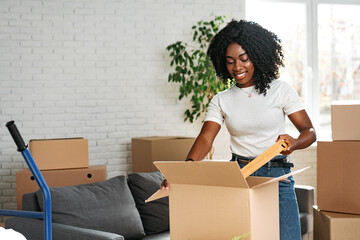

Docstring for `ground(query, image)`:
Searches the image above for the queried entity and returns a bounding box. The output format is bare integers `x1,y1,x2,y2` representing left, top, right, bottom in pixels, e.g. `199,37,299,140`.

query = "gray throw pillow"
128,171,169,235
36,176,145,240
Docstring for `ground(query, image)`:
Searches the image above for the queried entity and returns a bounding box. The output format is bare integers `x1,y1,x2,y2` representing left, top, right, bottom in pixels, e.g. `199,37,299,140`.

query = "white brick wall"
0,0,318,222
0,0,246,220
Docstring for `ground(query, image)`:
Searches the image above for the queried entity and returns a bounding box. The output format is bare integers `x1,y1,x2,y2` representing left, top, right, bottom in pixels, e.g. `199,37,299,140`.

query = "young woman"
162,19,316,240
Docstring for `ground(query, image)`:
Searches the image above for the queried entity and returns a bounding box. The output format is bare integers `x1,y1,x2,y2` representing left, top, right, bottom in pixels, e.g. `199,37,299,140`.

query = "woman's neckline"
235,84,254,90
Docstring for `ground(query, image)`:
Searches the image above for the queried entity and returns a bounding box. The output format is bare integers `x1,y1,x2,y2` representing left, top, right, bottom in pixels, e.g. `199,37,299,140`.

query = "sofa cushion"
299,212,310,235
36,176,145,240
128,171,169,235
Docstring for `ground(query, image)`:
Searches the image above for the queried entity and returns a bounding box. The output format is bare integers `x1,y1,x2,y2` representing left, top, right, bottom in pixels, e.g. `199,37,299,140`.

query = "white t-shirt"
205,80,304,157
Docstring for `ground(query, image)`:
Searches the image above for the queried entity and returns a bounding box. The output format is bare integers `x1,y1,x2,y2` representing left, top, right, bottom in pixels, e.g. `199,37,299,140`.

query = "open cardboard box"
147,160,308,240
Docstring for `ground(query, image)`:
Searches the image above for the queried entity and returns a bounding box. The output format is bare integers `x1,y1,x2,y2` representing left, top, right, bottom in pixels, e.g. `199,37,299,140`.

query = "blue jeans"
232,155,301,240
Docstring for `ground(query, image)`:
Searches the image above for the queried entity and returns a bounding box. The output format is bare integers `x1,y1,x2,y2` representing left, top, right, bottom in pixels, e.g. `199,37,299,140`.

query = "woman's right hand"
161,179,170,190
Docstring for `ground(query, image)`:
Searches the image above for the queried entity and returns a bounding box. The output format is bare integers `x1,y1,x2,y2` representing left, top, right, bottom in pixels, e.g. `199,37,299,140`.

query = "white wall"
0,0,317,221
0,0,245,218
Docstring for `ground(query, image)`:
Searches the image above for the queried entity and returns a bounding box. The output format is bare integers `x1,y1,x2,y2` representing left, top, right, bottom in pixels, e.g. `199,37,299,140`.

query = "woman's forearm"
186,135,214,161
186,121,221,161
295,127,316,150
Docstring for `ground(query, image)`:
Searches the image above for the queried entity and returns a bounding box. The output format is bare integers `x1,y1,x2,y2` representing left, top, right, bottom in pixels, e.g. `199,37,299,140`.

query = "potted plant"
166,16,233,123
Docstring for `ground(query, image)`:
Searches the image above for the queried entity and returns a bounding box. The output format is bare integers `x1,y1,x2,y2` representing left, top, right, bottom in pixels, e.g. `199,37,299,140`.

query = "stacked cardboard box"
16,138,107,209
314,206,360,240
316,101,360,239
28,138,89,170
131,136,195,172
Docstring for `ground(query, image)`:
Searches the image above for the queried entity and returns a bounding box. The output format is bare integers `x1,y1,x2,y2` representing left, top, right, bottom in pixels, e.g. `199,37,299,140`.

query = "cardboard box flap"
153,161,249,188
246,176,274,188
145,188,169,203
252,166,310,189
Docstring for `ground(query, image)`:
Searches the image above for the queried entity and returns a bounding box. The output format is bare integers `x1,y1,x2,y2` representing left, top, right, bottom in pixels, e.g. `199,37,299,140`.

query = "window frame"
246,0,360,137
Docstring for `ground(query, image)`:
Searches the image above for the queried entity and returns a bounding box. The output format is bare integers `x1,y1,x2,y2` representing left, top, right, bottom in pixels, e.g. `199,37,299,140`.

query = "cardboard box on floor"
16,165,106,210
147,161,308,240
331,101,360,140
317,141,360,215
314,206,360,240
131,136,195,172
29,138,89,170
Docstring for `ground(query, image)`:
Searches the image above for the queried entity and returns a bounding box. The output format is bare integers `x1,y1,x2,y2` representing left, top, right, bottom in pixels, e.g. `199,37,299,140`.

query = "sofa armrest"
295,185,315,214
5,217,124,240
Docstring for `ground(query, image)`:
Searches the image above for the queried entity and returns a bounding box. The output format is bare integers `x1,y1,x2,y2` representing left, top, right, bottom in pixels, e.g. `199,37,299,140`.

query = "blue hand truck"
0,121,52,240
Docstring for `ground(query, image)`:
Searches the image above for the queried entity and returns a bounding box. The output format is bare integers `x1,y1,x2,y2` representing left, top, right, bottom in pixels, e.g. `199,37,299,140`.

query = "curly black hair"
207,19,284,95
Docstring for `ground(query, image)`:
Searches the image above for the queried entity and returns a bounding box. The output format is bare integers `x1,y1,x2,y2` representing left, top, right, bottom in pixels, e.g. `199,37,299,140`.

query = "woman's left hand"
277,134,298,155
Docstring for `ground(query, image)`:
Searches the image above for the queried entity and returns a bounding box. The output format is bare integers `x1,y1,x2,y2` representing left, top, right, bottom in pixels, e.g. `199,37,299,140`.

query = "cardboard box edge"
145,188,169,203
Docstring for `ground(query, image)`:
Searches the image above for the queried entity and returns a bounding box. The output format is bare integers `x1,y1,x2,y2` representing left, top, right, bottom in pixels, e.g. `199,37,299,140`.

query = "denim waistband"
231,153,289,162
231,153,293,168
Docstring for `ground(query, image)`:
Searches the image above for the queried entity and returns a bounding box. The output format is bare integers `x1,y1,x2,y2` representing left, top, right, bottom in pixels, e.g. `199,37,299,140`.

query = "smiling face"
225,42,255,88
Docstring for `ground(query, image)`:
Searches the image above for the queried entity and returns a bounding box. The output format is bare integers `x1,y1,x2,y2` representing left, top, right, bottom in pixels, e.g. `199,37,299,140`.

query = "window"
318,3,360,139
246,0,360,140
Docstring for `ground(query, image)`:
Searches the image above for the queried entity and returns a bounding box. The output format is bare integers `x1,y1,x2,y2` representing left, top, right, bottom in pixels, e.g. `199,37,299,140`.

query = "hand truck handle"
6,120,27,151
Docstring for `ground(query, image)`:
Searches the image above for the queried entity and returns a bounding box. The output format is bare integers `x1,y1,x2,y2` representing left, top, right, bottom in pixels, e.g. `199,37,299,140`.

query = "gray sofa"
6,171,170,240
5,172,314,240
295,185,315,240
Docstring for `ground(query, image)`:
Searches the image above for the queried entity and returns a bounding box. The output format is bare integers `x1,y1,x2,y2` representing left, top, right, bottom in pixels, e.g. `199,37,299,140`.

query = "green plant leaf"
232,232,251,240
166,15,228,123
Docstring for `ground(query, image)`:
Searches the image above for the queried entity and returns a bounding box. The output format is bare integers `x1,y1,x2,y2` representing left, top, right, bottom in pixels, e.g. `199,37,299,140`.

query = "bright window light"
246,0,360,141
